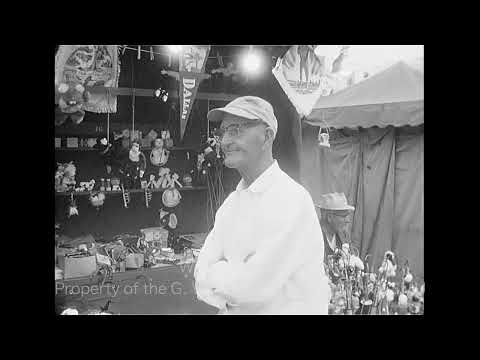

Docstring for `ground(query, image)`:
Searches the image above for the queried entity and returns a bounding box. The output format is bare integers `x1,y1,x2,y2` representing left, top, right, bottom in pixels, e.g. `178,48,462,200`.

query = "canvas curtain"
300,124,424,278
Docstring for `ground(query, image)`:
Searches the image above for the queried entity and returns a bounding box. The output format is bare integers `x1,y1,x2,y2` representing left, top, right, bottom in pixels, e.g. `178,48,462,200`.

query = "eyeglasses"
215,121,266,140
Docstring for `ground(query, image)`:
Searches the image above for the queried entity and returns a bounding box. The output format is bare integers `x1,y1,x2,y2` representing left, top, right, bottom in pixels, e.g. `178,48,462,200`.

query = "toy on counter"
111,177,121,191
55,81,91,126
150,137,170,167
76,179,95,192
182,173,193,187
55,162,77,192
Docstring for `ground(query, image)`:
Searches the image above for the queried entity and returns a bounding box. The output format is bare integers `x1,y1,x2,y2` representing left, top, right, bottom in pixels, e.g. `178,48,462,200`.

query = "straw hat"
315,192,354,211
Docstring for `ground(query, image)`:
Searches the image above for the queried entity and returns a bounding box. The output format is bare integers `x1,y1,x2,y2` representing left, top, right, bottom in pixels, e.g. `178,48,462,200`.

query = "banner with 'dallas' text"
178,45,211,140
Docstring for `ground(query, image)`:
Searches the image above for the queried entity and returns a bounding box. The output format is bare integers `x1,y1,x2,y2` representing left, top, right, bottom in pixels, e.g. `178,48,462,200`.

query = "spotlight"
154,88,168,102
167,45,183,54
240,47,263,75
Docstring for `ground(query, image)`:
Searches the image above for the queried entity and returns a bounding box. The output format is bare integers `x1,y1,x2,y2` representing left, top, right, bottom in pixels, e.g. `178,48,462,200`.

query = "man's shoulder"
275,170,312,202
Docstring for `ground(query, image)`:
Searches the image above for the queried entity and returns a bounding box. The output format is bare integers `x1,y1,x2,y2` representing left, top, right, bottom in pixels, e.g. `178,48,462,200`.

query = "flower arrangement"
325,247,424,315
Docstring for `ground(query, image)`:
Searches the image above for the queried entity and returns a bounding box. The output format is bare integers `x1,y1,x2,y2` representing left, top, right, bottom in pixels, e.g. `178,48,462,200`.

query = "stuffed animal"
55,81,91,126
55,162,77,192
77,180,95,192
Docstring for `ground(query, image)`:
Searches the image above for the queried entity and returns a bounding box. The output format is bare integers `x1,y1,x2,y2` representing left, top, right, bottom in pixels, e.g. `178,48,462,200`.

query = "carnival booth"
302,60,424,277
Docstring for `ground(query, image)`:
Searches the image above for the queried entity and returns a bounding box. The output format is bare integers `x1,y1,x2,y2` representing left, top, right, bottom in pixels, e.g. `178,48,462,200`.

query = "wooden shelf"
55,146,198,152
55,186,207,196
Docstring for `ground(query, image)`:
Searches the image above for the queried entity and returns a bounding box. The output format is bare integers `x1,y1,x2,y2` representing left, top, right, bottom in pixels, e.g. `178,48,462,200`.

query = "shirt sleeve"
193,215,228,309
208,191,324,306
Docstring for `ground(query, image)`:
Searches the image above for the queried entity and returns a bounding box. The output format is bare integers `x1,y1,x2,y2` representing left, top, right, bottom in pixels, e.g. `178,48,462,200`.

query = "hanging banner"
272,45,329,118
178,45,211,140
273,45,424,117
55,45,120,113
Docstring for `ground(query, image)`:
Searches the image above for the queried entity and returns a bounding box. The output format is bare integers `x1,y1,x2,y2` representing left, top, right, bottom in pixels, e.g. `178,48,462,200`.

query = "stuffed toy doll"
55,161,77,192
149,138,170,167
119,140,146,189
55,82,91,126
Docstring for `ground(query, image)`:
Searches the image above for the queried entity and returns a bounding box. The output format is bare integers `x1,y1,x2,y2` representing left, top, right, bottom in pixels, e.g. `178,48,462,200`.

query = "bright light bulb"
167,45,182,53
242,52,262,74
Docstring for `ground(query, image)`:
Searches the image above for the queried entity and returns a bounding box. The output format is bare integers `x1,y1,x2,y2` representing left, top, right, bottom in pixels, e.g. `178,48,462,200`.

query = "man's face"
326,210,352,242
220,113,269,169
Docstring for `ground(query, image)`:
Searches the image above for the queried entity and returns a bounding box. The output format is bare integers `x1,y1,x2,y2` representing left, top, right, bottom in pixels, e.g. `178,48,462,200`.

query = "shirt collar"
236,160,280,194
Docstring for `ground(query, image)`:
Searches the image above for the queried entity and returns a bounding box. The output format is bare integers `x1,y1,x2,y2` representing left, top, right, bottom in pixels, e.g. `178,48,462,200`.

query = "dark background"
55,45,300,240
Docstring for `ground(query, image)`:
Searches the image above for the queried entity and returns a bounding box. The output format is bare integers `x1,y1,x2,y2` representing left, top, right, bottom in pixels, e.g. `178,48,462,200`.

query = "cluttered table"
55,232,218,315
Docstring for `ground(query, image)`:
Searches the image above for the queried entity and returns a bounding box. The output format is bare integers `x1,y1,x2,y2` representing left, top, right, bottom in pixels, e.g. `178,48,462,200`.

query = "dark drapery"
300,124,424,279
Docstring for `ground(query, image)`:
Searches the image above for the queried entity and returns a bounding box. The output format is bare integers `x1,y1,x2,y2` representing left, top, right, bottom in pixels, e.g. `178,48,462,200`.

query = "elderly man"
315,192,355,257
194,96,330,315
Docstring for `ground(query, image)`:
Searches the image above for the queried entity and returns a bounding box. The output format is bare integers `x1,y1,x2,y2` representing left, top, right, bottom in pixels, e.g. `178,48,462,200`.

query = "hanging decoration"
145,187,152,208
318,127,330,148
178,45,211,140
119,140,147,189
89,191,106,210
67,193,79,217
272,45,328,117
55,45,120,114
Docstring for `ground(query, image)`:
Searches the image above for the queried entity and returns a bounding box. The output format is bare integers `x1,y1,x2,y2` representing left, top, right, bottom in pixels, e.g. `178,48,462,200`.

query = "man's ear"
263,127,275,146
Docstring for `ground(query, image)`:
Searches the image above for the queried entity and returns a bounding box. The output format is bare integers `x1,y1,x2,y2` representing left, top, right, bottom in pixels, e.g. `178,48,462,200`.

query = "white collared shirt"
194,160,331,314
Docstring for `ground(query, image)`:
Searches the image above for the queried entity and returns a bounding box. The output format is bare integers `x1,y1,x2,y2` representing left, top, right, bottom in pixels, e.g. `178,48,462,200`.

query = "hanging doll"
160,130,174,149
149,137,170,167
120,140,146,189
94,135,117,175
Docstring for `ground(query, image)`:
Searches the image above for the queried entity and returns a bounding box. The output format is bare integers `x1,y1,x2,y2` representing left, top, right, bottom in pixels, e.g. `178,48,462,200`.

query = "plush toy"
77,179,95,192
55,81,91,126
55,162,77,192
